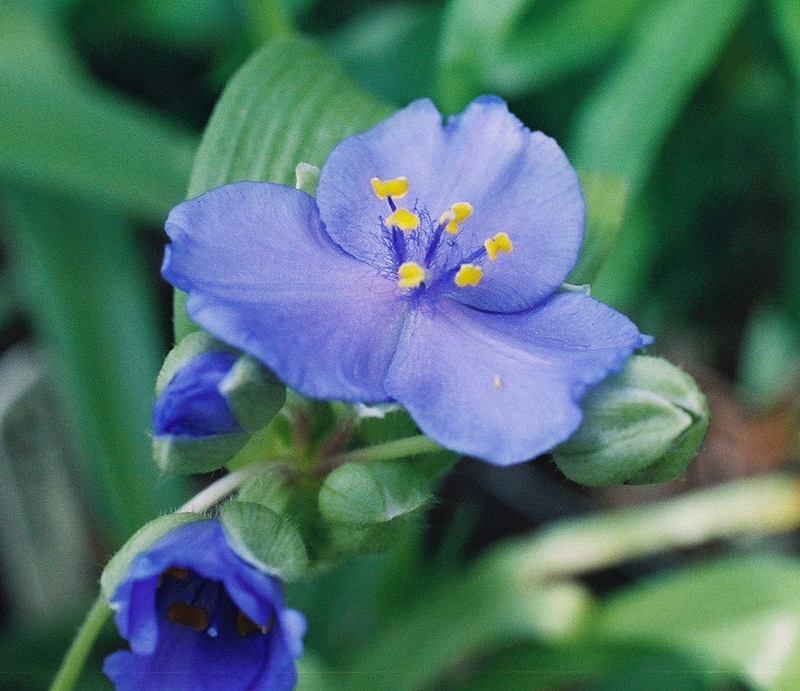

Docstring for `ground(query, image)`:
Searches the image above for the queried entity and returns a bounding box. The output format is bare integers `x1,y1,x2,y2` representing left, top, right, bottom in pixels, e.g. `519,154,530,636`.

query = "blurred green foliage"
2,0,800,688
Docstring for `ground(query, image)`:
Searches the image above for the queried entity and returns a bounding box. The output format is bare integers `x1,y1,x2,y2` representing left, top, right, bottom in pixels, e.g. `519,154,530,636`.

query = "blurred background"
2,0,800,688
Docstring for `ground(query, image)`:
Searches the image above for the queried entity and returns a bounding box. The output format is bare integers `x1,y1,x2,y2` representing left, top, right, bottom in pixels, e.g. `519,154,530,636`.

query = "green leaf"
100,512,203,599
0,3,196,220
569,0,751,197
567,170,629,285
3,188,188,543
436,0,646,112
771,0,800,79
457,641,712,691
174,34,392,340
343,560,593,689
219,500,309,581
187,35,391,193
324,2,441,105
597,555,800,690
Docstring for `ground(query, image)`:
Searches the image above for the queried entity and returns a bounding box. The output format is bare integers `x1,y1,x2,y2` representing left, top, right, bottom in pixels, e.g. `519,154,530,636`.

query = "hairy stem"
49,595,112,691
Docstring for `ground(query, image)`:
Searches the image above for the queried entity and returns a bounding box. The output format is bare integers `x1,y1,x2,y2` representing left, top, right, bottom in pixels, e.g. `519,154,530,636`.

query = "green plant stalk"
49,595,112,691
326,435,441,467
344,473,800,689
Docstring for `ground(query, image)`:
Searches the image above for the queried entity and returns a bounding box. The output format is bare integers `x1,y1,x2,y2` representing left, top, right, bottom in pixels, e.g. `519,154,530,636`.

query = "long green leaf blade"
3,188,188,544
570,0,751,196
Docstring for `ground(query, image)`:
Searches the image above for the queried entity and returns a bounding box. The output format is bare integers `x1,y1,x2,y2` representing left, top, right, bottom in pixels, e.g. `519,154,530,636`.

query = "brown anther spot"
166,601,210,632
237,611,274,637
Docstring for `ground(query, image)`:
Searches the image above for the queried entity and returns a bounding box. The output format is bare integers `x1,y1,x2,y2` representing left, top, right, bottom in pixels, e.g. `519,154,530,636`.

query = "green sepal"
566,170,629,285
219,500,309,582
318,460,433,553
238,469,333,567
154,433,251,475
319,461,431,524
100,512,204,600
223,354,285,433
552,355,709,486
155,330,221,394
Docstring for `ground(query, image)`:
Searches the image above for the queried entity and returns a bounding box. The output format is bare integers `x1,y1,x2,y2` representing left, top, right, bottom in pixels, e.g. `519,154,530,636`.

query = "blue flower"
162,96,650,465
103,519,306,690
153,351,242,437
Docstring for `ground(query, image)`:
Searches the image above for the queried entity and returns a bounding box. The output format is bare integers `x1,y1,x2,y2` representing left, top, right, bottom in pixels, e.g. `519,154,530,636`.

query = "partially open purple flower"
163,96,650,465
153,351,242,437
104,519,305,690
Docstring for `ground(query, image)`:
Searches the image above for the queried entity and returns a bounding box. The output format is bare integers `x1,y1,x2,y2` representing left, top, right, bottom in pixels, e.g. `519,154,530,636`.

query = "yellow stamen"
494,375,502,388
398,262,427,288
386,208,419,231
439,201,473,234
166,601,210,632
484,232,513,260
371,176,409,199
454,264,483,287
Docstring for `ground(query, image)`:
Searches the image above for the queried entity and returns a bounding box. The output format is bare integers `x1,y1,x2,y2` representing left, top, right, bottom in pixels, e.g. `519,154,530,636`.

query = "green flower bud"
552,355,709,486
153,331,285,475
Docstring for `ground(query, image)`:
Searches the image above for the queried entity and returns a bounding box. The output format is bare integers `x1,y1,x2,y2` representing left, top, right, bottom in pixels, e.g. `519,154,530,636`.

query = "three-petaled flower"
104,519,305,690
163,96,650,465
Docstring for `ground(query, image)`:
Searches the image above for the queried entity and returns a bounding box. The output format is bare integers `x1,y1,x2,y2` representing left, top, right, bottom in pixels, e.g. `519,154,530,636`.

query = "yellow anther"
484,232,513,260
494,375,502,388
371,176,409,199
386,207,419,231
440,201,473,234
398,262,427,288
454,264,483,287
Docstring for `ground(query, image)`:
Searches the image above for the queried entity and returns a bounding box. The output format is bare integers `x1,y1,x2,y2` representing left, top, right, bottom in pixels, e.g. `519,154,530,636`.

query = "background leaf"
0,3,197,221
2,188,188,543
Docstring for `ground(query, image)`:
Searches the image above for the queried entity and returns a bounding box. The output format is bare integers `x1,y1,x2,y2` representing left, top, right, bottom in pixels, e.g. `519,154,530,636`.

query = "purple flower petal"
105,519,304,691
317,96,584,312
384,292,651,465
163,182,407,402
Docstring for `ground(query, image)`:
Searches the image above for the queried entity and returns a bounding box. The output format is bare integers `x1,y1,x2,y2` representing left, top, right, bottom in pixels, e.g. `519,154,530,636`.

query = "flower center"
370,176,513,294
158,566,273,639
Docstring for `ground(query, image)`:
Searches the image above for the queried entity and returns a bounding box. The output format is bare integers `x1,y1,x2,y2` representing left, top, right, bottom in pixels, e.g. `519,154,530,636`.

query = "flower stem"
49,594,112,691
317,434,442,475
330,434,441,464
177,461,280,513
